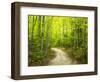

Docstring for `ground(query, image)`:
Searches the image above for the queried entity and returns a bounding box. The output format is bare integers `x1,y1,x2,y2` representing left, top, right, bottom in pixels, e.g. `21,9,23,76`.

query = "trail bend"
48,48,74,65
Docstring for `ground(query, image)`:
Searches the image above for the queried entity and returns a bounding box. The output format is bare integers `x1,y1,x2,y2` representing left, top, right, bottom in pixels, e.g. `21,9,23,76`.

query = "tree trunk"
28,16,30,41
41,16,45,53
38,16,41,50
31,16,37,40
45,17,49,54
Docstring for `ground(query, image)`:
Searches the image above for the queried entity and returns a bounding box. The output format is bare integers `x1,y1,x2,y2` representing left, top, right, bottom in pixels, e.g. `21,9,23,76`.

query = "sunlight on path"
48,48,74,65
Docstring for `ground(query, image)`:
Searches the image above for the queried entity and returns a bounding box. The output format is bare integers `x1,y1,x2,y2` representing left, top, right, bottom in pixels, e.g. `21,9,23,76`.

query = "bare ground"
48,48,77,65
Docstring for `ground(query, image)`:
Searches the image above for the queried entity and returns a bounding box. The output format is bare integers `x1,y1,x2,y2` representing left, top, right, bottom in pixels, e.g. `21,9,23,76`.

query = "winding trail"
48,48,74,65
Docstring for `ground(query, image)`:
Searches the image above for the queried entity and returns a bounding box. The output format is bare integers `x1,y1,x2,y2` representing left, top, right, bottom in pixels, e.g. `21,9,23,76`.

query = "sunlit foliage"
28,15,88,66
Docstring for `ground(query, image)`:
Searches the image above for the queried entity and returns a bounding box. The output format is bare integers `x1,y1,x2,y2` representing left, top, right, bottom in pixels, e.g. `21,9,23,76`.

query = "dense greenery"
28,15,88,66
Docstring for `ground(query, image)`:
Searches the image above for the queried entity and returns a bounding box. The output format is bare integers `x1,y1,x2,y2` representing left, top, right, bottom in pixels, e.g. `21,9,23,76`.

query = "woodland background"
28,15,88,66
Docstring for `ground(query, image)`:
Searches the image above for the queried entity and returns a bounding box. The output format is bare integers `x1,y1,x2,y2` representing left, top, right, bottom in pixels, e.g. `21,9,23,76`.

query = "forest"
28,15,88,66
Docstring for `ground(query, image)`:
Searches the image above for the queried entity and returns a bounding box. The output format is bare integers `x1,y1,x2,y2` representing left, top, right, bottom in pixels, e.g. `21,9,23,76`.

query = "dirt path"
48,48,75,65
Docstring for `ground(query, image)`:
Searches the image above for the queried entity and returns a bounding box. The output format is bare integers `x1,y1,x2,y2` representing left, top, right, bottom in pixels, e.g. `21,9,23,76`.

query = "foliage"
28,15,88,66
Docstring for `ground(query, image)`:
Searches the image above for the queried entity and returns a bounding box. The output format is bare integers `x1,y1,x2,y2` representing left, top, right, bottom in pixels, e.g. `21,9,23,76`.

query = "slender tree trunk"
63,18,65,47
56,25,57,47
28,16,30,41
60,23,62,48
31,16,34,40
41,16,45,53
50,17,53,47
31,16,37,40
38,16,41,50
45,17,49,54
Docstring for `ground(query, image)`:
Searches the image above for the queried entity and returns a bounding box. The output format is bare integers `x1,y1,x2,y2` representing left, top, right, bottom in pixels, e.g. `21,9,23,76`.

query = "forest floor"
48,48,77,65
